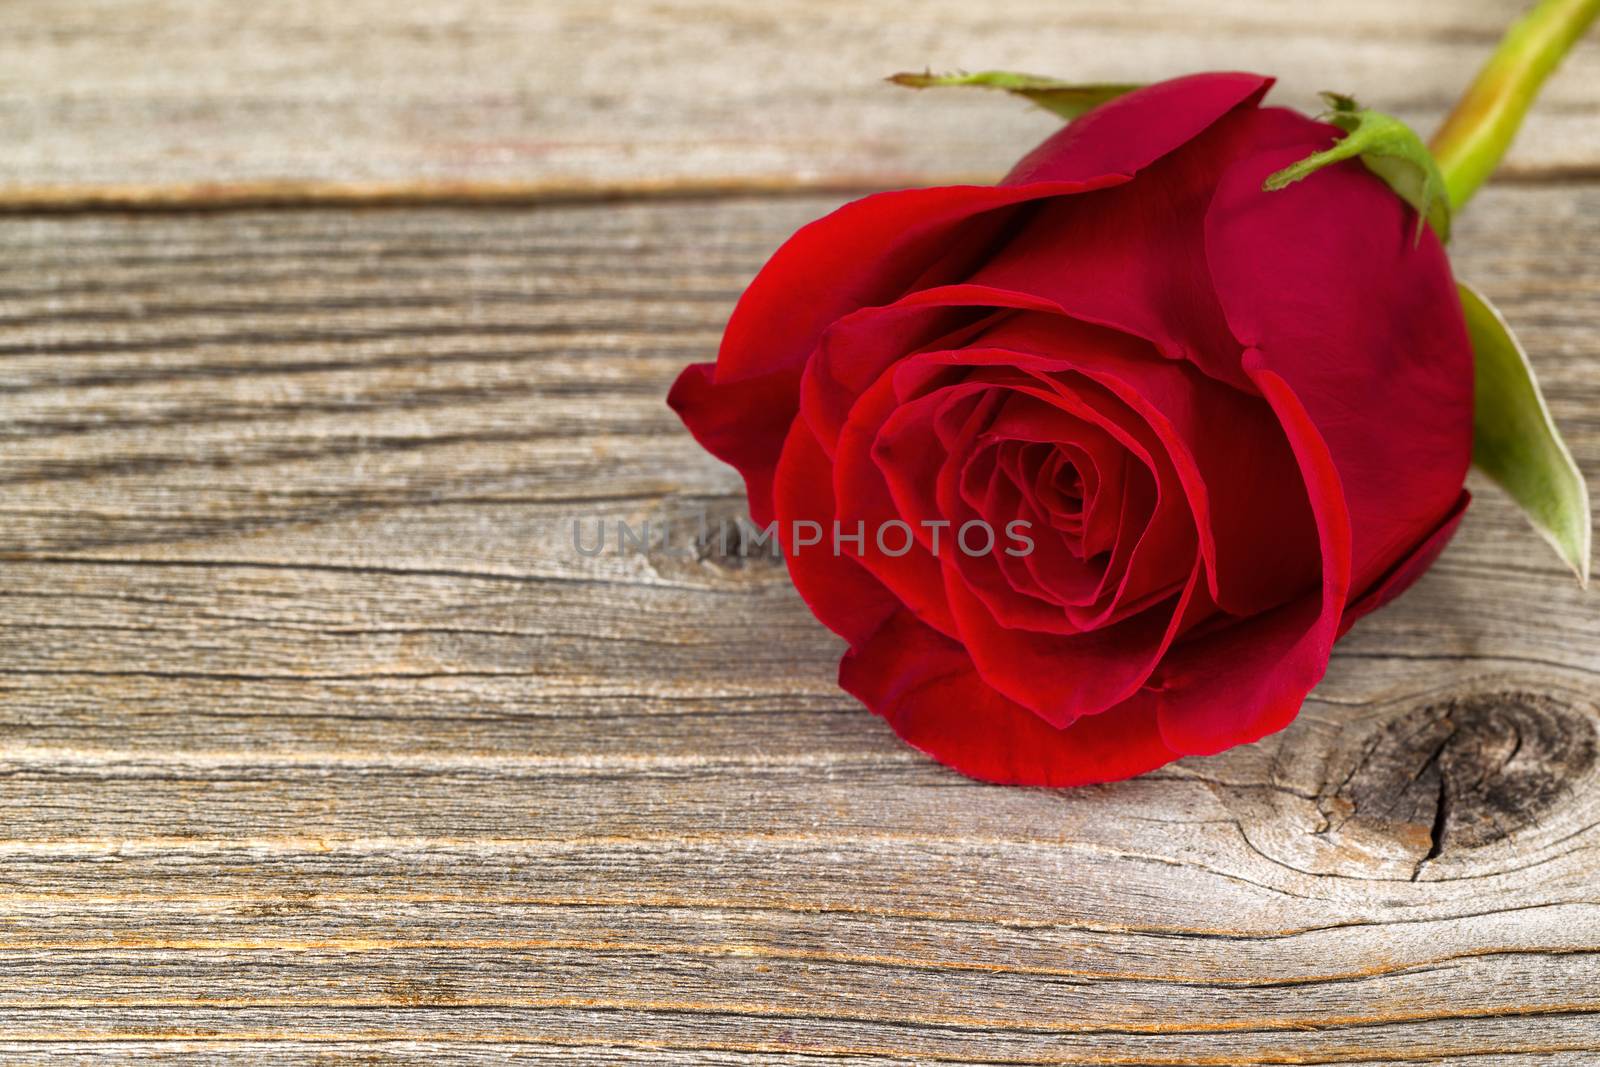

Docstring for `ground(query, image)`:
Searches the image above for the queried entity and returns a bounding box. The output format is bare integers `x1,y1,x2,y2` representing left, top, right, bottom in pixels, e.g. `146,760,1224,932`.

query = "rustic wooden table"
2,1,1598,1062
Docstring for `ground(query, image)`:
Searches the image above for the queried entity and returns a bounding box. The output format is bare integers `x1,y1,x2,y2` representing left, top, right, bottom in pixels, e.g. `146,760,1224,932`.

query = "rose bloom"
669,73,1472,785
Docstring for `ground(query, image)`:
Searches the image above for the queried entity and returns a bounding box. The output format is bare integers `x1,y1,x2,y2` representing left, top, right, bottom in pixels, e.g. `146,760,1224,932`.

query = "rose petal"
980,312,1321,616
1204,140,1474,599
772,417,900,645
978,77,1285,390
1152,355,1353,754
667,361,798,527
726,71,1272,387
831,369,963,637
896,355,1199,625
1002,73,1272,186
945,547,1205,728
1339,490,1470,636
840,609,1180,786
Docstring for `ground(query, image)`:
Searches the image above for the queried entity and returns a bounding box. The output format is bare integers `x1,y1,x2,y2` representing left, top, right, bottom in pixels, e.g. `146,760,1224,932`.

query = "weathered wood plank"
1,0,1598,202
0,186,1598,1061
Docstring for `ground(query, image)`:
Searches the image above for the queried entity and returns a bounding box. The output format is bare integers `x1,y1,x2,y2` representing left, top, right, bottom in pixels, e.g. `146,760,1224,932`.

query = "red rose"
668,72,1473,785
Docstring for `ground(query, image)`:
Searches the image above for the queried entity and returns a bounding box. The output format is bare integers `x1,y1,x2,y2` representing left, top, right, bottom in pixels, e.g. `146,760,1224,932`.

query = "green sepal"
1263,92,1451,244
1460,281,1591,586
887,70,1140,121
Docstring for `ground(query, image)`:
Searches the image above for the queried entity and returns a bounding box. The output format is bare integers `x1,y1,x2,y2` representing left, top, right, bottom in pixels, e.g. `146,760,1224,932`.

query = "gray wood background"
1,1,1598,1062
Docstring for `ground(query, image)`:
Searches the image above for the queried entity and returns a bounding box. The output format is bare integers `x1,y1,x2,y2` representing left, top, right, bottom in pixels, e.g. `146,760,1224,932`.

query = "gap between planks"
0,166,1598,215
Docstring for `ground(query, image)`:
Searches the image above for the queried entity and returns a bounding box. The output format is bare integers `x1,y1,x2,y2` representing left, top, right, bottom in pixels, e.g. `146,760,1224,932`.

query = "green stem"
1429,0,1600,210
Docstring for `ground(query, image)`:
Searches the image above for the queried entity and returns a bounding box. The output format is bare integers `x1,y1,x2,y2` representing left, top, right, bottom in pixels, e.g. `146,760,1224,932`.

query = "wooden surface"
3,0,1600,204
2,2,1600,1064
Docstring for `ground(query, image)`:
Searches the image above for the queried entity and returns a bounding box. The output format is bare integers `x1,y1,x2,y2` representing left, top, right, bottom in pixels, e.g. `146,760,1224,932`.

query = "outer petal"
1153,355,1353,755
725,71,1273,386
839,610,1179,786
1204,141,1475,598
668,362,798,527
1339,491,1470,636
771,417,900,645
975,77,1284,390
832,363,962,637
1002,73,1271,186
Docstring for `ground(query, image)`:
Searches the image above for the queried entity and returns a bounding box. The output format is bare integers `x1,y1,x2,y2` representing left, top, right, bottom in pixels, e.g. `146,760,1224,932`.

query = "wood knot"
1217,687,1599,881
637,497,786,581
1327,690,1595,866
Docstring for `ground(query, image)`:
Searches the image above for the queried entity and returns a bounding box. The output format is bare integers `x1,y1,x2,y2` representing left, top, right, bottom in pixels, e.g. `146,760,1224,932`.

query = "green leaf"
1263,92,1451,244
1460,281,1591,586
887,70,1140,120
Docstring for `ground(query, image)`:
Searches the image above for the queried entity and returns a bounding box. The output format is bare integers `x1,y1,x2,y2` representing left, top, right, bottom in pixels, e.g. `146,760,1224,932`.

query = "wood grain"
2,0,1599,204
0,182,1598,1062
